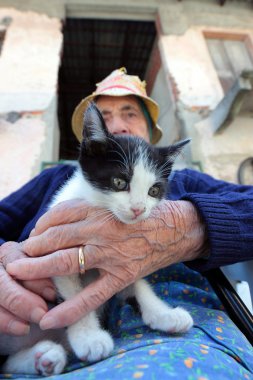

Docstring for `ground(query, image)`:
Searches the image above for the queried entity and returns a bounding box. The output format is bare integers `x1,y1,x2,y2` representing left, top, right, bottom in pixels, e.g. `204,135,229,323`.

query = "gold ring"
78,246,86,274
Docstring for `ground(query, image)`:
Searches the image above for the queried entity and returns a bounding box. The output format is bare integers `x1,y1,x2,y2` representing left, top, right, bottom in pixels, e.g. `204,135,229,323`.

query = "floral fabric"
1,264,253,380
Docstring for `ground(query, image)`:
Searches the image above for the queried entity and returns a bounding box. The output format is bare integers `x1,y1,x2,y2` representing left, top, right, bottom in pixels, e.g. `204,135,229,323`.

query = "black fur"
79,102,189,197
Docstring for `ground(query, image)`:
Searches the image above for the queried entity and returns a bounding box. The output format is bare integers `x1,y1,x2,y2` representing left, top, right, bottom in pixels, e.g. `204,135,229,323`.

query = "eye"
112,177,128,191
148,185,160,198
127,112,137,118
122,111,138,122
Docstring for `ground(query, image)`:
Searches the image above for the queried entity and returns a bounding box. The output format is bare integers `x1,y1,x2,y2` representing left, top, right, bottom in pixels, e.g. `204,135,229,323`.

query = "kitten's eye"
112,177,128,191
148,185,160,198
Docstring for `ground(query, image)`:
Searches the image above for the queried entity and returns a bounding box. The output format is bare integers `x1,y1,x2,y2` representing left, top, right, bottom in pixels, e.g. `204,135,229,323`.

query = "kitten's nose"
131,207,146,217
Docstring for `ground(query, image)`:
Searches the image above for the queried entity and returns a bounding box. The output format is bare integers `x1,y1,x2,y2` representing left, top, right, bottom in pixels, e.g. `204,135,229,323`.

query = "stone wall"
159,25,253,182
0,7,62,199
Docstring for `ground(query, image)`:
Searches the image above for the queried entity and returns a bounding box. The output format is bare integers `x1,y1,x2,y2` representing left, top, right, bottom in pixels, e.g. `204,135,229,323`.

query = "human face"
95,96,150,142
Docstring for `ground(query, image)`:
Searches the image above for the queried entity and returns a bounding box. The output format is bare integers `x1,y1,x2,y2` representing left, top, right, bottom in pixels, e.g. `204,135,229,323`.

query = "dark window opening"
0,29,6,54
58,18,156,160
0,17,12,55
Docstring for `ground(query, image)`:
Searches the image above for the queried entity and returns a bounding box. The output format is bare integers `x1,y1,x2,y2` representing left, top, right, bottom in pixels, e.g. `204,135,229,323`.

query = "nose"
131,207,146,217
107,116,129,135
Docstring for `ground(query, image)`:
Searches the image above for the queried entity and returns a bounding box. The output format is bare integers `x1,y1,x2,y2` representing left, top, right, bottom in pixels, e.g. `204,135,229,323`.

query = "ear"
158,138,191,171
158,139,191,175
82,102,109,154
166,138,191,160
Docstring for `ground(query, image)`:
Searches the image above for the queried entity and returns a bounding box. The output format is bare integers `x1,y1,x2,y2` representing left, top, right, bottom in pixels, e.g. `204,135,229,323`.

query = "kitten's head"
79,102,189,224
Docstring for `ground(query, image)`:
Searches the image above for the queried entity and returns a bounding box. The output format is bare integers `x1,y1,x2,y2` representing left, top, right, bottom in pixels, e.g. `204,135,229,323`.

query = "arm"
170,169,253,271
0,165,75,244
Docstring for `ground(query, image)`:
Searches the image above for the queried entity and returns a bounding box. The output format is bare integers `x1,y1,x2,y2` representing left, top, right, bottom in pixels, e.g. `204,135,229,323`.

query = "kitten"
1,103,193,376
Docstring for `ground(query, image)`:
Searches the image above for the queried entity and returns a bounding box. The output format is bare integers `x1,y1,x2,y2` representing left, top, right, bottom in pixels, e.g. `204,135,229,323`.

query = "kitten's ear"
167,139,191,160
82,102,109,154
159,138,191,165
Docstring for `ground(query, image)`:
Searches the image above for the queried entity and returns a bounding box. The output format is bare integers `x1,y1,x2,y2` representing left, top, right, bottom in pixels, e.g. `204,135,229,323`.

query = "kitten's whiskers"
107,136,129,168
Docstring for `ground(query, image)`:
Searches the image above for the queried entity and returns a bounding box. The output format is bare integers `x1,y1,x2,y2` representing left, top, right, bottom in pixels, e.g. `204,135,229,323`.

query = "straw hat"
72,67,162,144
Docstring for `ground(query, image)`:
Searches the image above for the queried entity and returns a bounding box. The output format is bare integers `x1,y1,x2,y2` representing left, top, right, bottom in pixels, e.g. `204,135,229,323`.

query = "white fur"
109,158,158,224
51,159,193,364
3,340,67,376
51,158,159,225
1,157,193,375
119,280,193,333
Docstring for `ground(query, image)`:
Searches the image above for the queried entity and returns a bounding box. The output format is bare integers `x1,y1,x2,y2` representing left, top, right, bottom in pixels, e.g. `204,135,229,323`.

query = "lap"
1,265,253,379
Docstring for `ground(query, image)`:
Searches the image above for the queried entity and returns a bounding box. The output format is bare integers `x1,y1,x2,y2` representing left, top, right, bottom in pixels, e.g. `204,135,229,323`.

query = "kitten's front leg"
67,312,114,362
54,274,114,362
133,279,193,333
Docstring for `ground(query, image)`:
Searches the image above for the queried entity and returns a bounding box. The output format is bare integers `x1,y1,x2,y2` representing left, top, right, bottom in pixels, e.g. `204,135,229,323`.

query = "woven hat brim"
72,93,162,145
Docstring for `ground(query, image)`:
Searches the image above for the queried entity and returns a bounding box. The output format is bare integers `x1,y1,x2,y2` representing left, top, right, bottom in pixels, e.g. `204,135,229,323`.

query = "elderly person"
0,68,253,378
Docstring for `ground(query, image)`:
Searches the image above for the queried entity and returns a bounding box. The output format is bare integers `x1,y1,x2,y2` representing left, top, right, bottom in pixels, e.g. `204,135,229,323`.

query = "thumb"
39,273,119,329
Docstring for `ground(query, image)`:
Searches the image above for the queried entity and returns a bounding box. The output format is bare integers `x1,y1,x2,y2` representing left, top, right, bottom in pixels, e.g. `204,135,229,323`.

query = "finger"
7,249,80,279
0,241,27,267
23,221,92,257
31,199,91,236
7,245,102,280
21,279,56,301
0,266,48,324
39,273,119,329
0,305,30,336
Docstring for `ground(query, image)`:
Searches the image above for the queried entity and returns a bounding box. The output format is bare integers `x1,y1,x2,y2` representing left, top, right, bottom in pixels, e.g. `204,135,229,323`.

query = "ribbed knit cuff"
182,194,241,272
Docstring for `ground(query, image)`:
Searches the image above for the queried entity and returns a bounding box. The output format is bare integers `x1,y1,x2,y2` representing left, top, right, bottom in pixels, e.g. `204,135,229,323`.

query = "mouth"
131,213,147,223
115,211,148,225
116,214,139,225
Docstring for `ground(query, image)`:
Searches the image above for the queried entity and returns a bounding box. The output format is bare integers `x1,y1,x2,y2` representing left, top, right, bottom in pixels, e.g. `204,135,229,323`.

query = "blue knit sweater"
1,164,253,272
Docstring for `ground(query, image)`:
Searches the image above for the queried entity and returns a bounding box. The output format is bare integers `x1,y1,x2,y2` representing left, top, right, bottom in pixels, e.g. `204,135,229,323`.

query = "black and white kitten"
1,103,193,376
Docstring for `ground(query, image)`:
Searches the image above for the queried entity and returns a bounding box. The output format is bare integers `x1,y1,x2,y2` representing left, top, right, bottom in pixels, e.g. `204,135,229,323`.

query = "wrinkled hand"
0,241,56,336
6,199,206,330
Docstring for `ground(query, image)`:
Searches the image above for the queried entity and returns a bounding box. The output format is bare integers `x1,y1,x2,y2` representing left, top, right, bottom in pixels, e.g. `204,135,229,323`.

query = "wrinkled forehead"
95,95,142,113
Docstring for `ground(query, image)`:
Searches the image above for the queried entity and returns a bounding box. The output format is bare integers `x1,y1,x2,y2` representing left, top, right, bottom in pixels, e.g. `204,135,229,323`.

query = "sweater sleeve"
0,165,75,245
170,169,253,271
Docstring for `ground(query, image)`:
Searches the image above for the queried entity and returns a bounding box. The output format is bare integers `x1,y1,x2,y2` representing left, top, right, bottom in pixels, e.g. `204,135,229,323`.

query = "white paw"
33,341,67,376
71,330,114,362
143,307,193,333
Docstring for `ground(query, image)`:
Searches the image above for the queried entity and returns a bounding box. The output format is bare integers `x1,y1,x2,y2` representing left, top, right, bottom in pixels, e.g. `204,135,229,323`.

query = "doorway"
58,18,156,159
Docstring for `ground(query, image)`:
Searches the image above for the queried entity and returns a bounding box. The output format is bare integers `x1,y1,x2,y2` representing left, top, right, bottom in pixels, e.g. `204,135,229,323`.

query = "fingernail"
9,321,30,336
40,316,57,330
30,307,46,323
42,287,56,301
6,263,17,275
